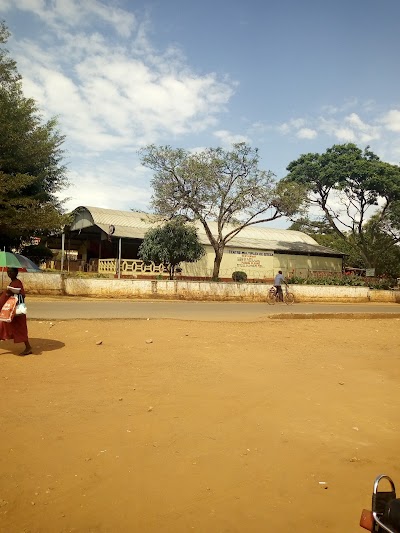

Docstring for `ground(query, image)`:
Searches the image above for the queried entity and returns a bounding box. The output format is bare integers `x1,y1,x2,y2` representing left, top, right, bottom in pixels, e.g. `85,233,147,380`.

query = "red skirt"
0,315,29,343
0,291,29,344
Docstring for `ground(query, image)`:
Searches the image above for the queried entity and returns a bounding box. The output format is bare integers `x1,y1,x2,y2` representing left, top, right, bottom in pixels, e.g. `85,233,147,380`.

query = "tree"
0,21,68,250
357,215,400,278
290,214,400,277
284,143,400,268
0,21,19,87
379,200,400,242
140,143,305,279
289,216,334,236
20,244,54,266
289,216,363,269
138,218,205,279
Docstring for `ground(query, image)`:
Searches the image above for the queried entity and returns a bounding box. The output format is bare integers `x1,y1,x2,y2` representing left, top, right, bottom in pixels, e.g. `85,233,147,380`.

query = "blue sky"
2,0,400,227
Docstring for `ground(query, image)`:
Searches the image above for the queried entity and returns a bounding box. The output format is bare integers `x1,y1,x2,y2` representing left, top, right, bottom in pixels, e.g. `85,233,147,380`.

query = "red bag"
0,296,17,323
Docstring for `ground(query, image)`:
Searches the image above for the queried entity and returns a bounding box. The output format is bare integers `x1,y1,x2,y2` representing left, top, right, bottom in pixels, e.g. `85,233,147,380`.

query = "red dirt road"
1,317,399,532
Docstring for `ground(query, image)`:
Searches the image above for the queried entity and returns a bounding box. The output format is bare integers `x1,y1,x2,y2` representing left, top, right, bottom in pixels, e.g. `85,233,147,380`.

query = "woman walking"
0,268,32,356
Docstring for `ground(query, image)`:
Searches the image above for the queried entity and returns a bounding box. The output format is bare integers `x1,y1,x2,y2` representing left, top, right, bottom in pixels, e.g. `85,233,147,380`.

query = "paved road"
28,298,400,321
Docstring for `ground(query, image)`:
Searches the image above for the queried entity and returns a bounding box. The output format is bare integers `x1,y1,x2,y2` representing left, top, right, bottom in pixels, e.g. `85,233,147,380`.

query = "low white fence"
98,259,165,275
12,273,400,303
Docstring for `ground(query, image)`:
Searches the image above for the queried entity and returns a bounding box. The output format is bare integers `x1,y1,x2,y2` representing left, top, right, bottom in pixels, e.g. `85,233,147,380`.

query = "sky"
2,0,400,228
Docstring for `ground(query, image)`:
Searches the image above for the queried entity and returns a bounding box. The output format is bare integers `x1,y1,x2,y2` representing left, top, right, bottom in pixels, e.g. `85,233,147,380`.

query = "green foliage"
357,218,400,278
20,244,53,265
0,21,68,250
380,199,400,242
289,216,333,235
232,271,247,282
138,219,205,279
285,144,400,270
0,21,19,87
289,217,365,269
62,271,111,279
286,274,395,290
140,143,306,279
369,278,398,290
289,215,400,278
286,274,364,286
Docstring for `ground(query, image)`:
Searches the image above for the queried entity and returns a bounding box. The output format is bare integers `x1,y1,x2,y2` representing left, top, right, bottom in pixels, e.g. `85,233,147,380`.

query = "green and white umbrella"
0,251,41,273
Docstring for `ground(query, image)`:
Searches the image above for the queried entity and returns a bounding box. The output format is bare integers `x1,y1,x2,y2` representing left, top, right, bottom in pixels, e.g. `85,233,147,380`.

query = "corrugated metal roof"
194,221,318,244
70,206,343,256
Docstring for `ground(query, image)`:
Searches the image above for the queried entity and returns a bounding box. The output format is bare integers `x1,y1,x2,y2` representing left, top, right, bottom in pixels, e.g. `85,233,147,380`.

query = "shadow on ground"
0,338,65,356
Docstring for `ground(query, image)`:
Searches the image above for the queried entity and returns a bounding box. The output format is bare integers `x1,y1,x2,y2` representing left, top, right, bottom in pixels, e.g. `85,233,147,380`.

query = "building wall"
181,245,342,280
59,229,343,280
273,254,343,277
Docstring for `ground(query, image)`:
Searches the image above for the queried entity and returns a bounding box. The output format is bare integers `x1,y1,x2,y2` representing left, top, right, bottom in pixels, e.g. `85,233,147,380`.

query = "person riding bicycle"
274,270,288,302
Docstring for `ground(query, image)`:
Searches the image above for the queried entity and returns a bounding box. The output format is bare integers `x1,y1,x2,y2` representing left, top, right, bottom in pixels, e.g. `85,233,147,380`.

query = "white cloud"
10,5,235,154
320,104,338,115
381,109,400,132
333,127,355,142
314,113,381,144
278,118,306,135
344,112,380,142
345,112,365,128
278,119,318,140
253,101,399,170
248,121,273,135
4,1,237,211
60,163,152,212
2,0,136,37
318,118,356,142
321,98,358,116
361,99,376,112
296,128,317,140
278,123,290,135
213,130,250,146
0,0,45,10
4,2,399,215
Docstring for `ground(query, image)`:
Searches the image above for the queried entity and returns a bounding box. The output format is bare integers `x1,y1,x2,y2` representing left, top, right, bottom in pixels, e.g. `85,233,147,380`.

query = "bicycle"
267,285,295,305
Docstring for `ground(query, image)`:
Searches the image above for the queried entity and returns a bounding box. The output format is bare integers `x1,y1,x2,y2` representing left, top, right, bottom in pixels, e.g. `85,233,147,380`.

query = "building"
61,206,344,280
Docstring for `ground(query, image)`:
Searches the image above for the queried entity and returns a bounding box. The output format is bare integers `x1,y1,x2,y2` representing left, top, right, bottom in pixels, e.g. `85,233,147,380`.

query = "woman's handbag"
0,295,18,322
15,294,27,316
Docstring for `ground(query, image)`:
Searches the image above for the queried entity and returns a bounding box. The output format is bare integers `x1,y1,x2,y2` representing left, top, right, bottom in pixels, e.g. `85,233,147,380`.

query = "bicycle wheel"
267,290,277,305
284,292,295,305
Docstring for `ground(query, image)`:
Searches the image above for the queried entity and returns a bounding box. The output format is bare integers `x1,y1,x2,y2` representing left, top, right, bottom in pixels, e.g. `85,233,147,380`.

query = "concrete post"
118,238,122,279
60,233,65,271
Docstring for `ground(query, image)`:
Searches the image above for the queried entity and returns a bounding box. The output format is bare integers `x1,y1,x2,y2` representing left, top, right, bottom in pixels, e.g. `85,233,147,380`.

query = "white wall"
15,273,400,303
17,273,64,295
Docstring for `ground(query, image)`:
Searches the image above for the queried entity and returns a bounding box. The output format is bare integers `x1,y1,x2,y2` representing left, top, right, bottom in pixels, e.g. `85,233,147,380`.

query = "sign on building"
228,249,274,270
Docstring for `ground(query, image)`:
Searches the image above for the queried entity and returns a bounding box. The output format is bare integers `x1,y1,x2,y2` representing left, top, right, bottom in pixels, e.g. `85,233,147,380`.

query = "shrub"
286,274,396,290
21,244,53,265
368,279,395,290
232,271,247,282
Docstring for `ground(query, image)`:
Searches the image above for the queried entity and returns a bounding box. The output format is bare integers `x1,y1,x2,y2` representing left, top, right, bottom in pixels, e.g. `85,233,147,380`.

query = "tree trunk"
212,247,224,280
359,247,372,268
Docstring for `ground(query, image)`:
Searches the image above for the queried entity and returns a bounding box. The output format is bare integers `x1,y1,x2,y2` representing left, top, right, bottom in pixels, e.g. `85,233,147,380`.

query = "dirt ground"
0,317,399,533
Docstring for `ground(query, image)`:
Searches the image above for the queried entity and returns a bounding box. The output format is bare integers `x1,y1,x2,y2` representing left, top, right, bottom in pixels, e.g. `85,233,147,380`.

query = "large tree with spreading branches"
140,143,305,279
284,143,400,270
